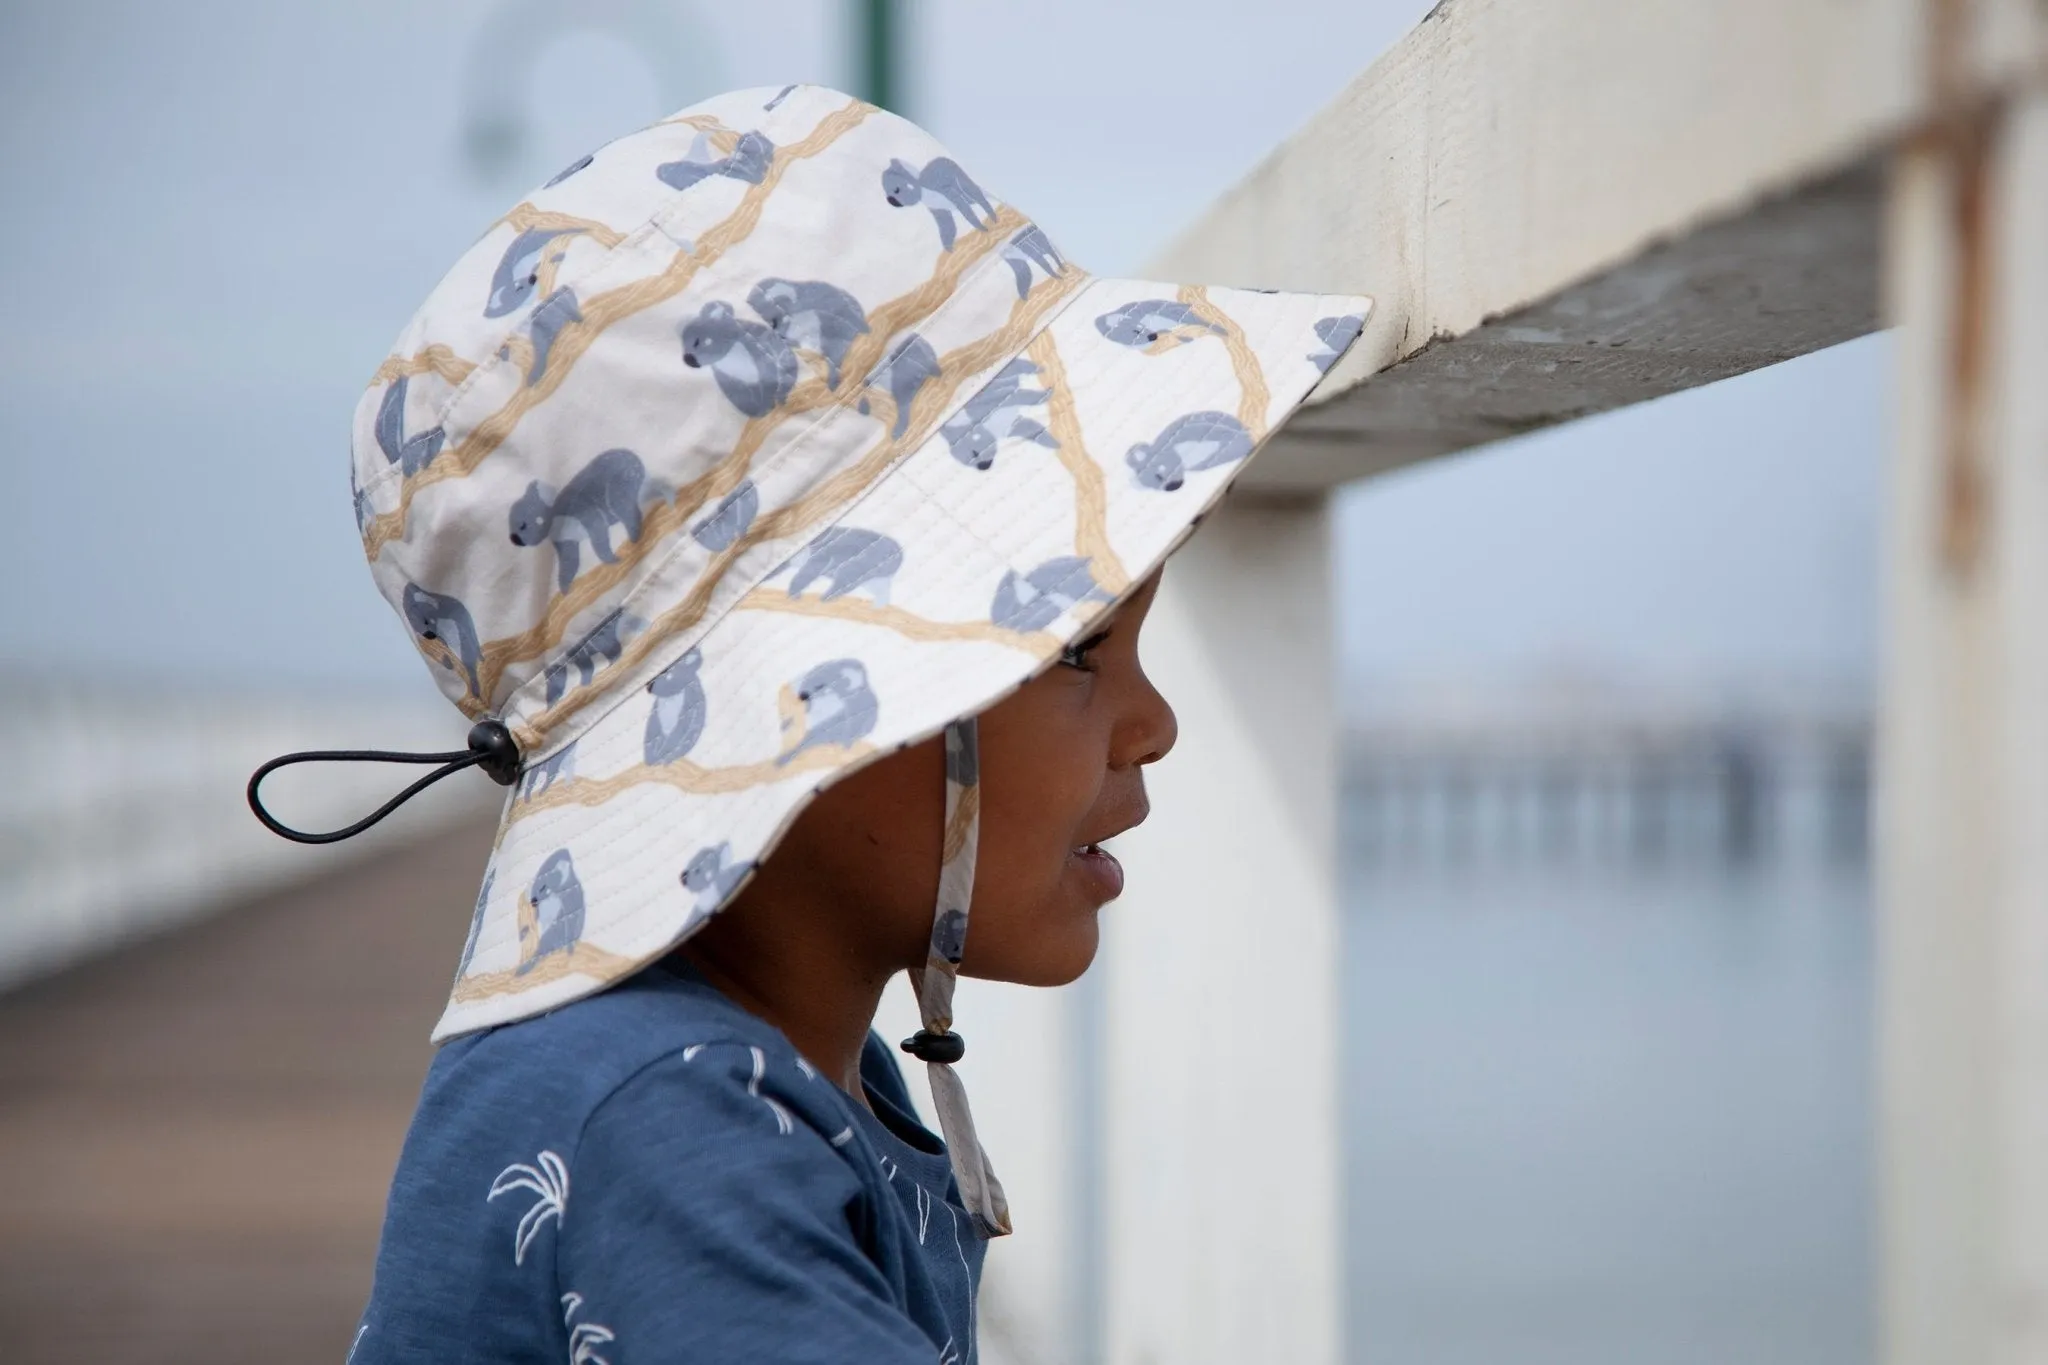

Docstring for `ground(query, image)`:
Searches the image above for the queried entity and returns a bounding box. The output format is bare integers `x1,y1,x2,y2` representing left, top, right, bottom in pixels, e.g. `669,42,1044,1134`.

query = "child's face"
763,572,1177,987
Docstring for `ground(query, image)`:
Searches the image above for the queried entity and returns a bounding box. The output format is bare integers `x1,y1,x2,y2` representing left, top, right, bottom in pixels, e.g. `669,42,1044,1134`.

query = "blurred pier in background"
1344,691,1871,872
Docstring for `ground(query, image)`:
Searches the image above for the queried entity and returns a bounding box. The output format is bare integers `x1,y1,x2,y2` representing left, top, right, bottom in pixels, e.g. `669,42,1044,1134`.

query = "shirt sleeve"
555,1040,940,1363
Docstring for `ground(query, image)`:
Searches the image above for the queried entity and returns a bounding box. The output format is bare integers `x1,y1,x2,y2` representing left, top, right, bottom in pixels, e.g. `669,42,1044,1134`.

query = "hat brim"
435,277,1370,1041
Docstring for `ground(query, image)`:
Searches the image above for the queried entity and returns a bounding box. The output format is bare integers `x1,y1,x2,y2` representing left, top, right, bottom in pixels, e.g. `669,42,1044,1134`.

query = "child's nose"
1121,674,1178,769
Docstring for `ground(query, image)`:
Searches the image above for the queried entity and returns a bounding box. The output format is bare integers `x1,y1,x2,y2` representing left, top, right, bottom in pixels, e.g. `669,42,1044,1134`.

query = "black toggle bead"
900,1029,966,1064
467,720,523,787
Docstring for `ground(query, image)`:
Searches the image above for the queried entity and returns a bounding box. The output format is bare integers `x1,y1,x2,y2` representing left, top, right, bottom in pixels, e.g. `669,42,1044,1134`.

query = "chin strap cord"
247,720,523,845
902,716,1012,1239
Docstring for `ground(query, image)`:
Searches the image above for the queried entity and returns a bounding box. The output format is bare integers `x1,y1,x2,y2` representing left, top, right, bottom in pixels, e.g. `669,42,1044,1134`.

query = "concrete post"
1879,87,2048,1365
1100,496,1341,1365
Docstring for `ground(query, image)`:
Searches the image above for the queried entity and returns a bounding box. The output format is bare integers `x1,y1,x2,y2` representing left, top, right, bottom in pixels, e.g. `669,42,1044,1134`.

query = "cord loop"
247,720,521,845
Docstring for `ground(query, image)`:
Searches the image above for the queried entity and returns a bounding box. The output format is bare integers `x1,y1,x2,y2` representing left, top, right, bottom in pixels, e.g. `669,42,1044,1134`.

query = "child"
254,84,1367,1362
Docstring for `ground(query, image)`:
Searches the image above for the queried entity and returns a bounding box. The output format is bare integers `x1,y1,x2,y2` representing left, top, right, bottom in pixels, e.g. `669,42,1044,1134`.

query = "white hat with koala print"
249,84,1370,1237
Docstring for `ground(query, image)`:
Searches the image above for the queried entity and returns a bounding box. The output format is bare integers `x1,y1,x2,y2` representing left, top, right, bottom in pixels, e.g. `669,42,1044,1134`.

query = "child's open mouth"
1068,842,1125,901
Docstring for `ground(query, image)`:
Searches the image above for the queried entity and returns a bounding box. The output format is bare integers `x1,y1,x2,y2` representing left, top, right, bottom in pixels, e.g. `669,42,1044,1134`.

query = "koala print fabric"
345,84,1369,1051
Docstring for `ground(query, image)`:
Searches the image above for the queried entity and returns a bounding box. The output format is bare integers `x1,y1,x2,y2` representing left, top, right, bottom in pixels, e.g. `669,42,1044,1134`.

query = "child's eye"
1058,630,1112,671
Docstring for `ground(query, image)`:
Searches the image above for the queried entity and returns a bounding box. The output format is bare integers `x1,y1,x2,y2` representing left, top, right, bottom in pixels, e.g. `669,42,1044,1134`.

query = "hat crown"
351,85,1074,752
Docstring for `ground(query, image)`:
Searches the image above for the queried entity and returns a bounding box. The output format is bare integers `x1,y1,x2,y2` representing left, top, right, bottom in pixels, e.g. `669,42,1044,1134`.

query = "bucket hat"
255,83,1368,1235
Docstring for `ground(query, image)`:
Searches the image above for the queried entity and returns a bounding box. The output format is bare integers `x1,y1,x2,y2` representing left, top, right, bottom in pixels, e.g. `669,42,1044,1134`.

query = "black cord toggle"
247,719,522,846
901,1029,966,1065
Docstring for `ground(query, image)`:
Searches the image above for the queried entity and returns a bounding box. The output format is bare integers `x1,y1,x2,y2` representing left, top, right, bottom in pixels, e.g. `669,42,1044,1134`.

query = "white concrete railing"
0,678,497,992
1076,2,2047,1363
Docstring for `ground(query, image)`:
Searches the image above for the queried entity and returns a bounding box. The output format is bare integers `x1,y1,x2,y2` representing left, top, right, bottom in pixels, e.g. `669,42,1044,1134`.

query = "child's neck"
675,919,897,1110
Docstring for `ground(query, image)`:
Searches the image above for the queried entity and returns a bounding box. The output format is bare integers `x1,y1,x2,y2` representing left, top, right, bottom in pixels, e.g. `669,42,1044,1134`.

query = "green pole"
858,0,900,114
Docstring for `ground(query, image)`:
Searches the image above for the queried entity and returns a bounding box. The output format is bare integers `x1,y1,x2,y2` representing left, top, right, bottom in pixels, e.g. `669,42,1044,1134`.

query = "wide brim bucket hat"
304,83,1366,1230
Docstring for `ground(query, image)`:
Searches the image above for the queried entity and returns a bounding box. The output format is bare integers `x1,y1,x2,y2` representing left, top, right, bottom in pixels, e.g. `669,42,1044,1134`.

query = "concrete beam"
1261,164,1885,488
1148,0,2042,490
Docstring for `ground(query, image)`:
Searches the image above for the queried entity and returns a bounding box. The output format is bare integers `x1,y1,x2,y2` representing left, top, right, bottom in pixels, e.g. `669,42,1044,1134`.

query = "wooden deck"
0,818,496,1362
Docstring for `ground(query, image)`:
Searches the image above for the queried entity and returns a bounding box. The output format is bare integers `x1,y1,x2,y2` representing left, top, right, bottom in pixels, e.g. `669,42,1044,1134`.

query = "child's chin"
961,919,1100,988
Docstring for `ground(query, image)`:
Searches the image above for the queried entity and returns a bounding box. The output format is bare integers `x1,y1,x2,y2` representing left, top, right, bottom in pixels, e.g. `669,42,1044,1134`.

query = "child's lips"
1068,843,1125,901
1068,796,1145,901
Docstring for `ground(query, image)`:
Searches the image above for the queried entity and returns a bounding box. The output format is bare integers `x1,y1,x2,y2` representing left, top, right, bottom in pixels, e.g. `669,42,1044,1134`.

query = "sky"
1336,334,1885,702
0,0,1883,703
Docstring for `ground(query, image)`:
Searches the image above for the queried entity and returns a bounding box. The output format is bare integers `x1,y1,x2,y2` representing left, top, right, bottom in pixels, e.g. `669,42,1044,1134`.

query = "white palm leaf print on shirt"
562,1291,617,1364
747,1046,795,1135
683,1042,796,1133
488,1149,569,1265
569,1321,617,1365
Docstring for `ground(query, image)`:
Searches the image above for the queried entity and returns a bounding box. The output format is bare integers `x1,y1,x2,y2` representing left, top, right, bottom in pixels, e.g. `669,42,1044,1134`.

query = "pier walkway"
0,819,495,1363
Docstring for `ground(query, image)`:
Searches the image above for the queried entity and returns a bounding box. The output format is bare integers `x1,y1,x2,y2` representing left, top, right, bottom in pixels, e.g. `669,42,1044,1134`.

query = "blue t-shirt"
352,959,983,1364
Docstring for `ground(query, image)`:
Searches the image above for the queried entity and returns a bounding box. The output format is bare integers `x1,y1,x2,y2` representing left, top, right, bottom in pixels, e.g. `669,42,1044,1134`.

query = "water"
1342,858,1874,1364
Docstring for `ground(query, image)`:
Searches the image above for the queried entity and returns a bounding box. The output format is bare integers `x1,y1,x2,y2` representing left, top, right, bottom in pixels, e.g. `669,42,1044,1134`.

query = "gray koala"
930,908,970,965
543,611,645,706
515,740,575,803
500,287,582,387
1308,313,1365,373
944,720,978,788
1125,411,1254,492
680,300,799,418
456,867,494,980
1002,225,1066,298
726,130,776,181
941,357,1055,470
1095,299,1226,349
518,848,585,972
543,151,594,189
508,447,664,593
657,129,775,191
691,479,758,552
402,583,483,698
787,526,903,604
643,646,707,766
858,333,941,439
779,658,877,763
746,277,870,389
881,155,995,251
990,556,1109,633
681,841,754,916
374,376,447,478
486,226,584,318
350,464,374,535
